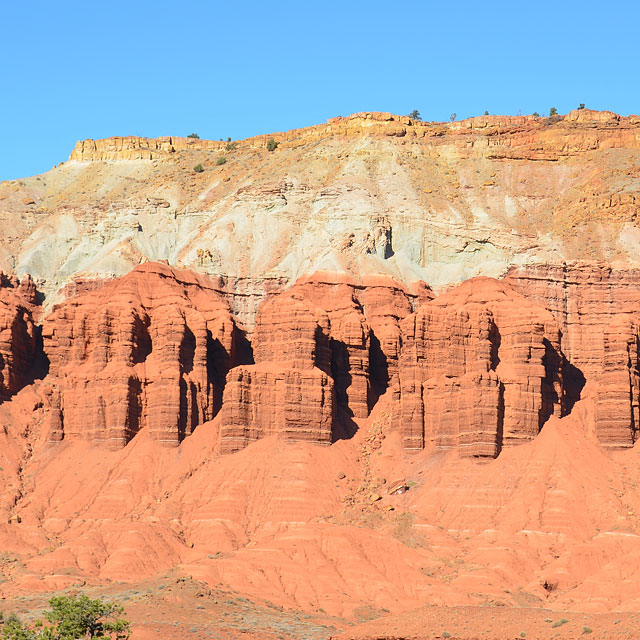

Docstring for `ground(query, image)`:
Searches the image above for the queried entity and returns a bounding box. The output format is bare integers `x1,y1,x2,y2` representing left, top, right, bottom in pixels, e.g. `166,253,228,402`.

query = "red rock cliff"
0,273,39,401
398,278,564,456
219,273,428,453
41,262,238,447
505,263,640,447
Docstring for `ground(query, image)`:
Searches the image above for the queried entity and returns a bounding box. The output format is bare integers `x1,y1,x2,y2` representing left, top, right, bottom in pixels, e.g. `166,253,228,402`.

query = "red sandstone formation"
41,262,238,447
0,273,39,401
505,263,640,448
219,273,429,453
398,278,564,456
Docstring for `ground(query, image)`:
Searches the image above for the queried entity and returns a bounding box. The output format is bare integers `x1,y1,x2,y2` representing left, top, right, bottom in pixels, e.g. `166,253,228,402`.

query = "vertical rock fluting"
219,273,425,453
0,273,39,401
505,264,640,447
219,294,336,453
398,278,564,456
41,262,237,447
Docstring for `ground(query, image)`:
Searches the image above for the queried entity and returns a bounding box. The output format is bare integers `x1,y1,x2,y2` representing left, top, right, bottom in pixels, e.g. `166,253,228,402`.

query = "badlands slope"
1,110,640,639
2,109,640,309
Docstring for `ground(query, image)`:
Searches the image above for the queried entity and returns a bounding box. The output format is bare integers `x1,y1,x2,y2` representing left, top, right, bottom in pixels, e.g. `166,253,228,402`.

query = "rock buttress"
42,262,237,447
398,278,564,456
0,273,39,401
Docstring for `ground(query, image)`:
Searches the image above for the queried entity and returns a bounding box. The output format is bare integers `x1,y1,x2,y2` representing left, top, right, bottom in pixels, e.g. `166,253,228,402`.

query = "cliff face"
4,111,640,628
41,262,239,447
219,273,427,452
22,261,639,457
397,278,564,455
2,109,639,308
506,263,640,447
0,273,39,400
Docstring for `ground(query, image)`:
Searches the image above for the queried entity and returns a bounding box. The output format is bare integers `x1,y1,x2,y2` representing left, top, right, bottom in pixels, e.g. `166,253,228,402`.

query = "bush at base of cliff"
0,595,130,639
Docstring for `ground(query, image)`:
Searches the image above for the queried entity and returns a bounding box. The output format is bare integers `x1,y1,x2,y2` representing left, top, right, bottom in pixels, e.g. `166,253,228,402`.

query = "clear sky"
2,0,638,180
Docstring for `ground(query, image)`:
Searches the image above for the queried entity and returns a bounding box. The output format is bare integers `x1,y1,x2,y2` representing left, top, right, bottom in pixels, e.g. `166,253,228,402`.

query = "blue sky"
2,0,638,180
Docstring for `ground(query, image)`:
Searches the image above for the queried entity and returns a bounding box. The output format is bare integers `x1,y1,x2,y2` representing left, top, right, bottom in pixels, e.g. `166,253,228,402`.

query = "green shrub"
266,138,278,152
582,626,592,635
216,156,227,166
187,133,200,139
551,618,568,628
225,141,238,151
0,596,130,639
549,107,558,116
408,109,422,121
532,111,540,117
193,164,204,173
484,110,489,116
449,113,457,122
578,103,586,110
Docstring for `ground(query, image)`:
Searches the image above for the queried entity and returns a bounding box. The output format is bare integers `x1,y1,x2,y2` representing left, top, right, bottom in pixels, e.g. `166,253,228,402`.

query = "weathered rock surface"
398,278,564,456
3,110,640,307
505,263,640,447
220,273,428,452
0,273,39,401
41,262,238,447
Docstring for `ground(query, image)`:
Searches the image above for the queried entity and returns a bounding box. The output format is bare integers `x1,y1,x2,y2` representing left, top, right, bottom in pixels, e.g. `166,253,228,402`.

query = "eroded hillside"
1,109,639,315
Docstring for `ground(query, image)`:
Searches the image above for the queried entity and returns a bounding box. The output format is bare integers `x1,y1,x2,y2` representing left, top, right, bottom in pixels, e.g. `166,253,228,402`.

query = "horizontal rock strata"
505,264,640,447
41,262,238,447
219,273,429,453
398,278,564,456
0,273,39,401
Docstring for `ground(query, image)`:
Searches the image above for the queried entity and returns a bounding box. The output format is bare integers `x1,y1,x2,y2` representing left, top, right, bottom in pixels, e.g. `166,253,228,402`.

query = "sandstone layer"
397,278,564,455
2,109,639,308
0,273,39,401
219,273,429,452
41,262,239,447
506,263,640,447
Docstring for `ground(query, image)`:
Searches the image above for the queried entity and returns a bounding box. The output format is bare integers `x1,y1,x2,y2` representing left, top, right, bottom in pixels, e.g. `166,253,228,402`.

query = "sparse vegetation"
266,138,278,152
225,141,238,151
187,133,200,139
549,107,558,116
551,618,569,628
216,156,227,166
408,109,422,121
578,103,586,110
193,163,204,173
582,626,593,635
449,113,457,122
484,110,489,116
532,112,540,117
0,595,130,639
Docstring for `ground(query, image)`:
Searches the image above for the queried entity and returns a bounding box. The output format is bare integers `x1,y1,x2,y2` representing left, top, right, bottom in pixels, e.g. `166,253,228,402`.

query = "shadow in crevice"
179,326,196,374
488,320,501,370
131,315,152,364
495,381,505,457
540,337,562,428
125,376,144,442
329,338,358,442
563,359,586,416
369,331,389,408
206,326,254,418
31,324,50,382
